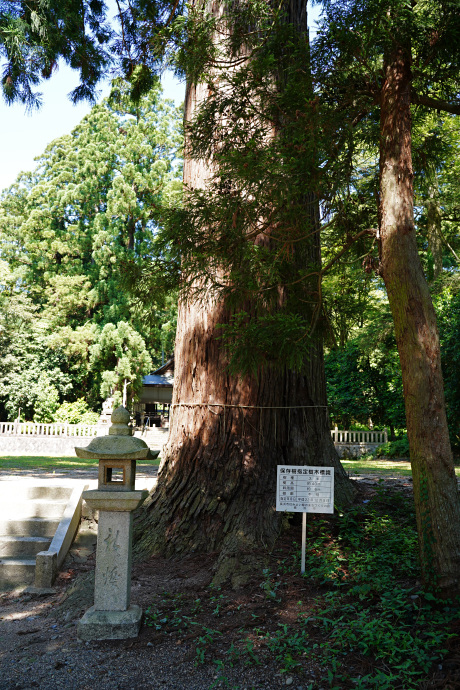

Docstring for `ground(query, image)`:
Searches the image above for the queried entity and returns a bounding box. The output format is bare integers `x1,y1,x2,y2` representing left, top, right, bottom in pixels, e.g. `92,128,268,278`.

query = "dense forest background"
322,110,460,445
0,83,181,422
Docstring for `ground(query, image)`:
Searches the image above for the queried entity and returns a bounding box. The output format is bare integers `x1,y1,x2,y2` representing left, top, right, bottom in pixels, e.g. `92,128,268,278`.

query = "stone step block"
0,485,73,501
0,558,36,590
0,516,60,538
0,536,51,558
0,499,68,519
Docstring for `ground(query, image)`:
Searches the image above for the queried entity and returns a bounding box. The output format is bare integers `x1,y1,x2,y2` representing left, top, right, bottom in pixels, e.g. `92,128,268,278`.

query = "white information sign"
276,465,334,514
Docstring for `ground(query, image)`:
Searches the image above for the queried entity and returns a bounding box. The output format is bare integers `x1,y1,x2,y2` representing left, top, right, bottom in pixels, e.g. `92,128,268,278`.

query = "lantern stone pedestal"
75,406,151,641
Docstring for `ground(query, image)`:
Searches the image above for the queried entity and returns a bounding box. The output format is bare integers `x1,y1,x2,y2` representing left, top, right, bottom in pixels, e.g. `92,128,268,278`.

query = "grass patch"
0,455,160,470
341,458,413,476
2,455,458,477
342,457,460,477
0,455,98,470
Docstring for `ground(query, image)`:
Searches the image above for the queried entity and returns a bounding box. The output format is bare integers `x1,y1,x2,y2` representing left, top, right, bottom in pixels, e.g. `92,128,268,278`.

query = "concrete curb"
35,481,88,588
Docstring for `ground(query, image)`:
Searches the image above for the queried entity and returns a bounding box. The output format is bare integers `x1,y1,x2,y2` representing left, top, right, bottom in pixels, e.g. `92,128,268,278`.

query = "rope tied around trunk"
170,403,328,409
168,402,329,444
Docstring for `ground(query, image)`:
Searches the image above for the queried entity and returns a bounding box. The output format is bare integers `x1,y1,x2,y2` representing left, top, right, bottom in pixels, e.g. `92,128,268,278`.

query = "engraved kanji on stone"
104,527,121,552
102,566,120,586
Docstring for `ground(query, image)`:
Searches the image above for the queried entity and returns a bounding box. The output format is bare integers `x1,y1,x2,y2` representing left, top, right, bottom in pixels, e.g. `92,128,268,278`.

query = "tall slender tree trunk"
426,167,443,281
134,0,353,584
379,46,460,593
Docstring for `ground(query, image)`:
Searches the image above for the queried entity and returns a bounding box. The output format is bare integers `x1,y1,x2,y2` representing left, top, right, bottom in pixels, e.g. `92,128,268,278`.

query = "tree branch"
412,92,460,115
164,0,181,29
437,226,460,264
269,227,377,292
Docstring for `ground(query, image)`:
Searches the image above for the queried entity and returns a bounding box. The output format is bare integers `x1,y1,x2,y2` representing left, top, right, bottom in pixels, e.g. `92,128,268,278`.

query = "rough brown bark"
134,0,354,584
379,46,460,592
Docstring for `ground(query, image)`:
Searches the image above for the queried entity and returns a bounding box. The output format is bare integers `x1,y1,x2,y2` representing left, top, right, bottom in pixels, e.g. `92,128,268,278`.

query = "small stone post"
75,406,150,640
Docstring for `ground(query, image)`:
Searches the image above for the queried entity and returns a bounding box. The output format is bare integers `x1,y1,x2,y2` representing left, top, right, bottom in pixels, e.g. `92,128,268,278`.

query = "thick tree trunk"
136,291,351,583
379,47,460,593
134,1,353,584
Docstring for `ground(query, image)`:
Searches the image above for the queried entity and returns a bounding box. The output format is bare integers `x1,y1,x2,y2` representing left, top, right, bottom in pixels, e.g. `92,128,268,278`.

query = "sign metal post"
276,465,334,575
301,512,307,574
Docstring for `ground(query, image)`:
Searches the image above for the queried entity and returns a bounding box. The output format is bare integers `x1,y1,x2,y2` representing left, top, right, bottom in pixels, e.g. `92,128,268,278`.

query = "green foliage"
160,12,339,373
375,438,410,459
0,0,111,109
303,493,418,586
311,0,460,447
0,82,181,420
412,112,460,282
89,321,152,403
259,568,281,602
324,297,406,430
0,302,74,421
53,398,99,425
32,374,60,423
435,285,460,448
282,495,458,688
3,0,459,416
325,275,460,442
308,591,457,689
217,312,313,376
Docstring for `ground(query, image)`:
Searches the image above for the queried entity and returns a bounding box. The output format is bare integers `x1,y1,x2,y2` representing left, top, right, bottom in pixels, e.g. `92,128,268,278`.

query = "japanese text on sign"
276,465,334,514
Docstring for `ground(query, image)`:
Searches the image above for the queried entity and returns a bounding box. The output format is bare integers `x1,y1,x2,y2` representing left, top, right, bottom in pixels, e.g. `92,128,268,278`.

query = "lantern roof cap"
75,405,151,460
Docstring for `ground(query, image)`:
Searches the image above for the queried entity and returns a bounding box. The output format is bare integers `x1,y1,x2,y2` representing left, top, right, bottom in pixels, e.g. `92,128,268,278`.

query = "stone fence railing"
331,428,388,445
0,421,169,456
0,422,99,437
331,427,388,458
0,421,385,458
0,422,388,444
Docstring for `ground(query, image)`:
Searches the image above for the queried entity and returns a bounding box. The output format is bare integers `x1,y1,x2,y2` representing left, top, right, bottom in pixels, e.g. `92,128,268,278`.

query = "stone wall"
334,442,381,459
0,428,169,456
0,435,82,456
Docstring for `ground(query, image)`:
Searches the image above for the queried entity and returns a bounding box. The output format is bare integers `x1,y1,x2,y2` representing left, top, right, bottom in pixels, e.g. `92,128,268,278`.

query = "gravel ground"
0,546,311,690
0,614,295,690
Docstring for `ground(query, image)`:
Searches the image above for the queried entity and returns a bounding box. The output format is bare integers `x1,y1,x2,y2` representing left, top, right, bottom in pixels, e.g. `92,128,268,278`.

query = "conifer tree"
312,0,460,592
0,83,181,415
133,1,354,580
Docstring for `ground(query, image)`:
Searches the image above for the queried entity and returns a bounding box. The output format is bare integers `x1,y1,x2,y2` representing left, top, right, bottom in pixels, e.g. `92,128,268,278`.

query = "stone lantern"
75,406,150,640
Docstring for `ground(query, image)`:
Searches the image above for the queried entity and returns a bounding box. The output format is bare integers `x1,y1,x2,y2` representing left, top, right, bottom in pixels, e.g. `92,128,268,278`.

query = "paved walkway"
0,464,159,491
